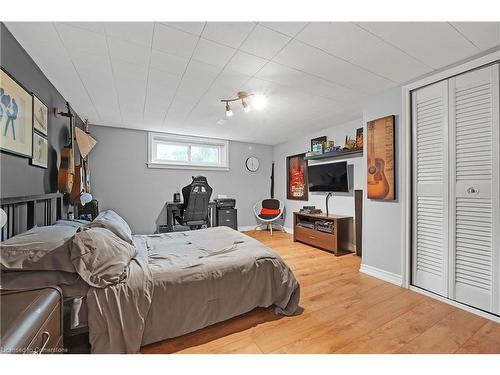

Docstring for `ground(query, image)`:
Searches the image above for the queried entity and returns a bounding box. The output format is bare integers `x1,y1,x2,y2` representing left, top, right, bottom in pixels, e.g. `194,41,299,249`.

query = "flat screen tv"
308,161,349,192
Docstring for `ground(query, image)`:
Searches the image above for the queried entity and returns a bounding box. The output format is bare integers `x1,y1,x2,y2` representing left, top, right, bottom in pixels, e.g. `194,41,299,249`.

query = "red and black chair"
253,198,284,235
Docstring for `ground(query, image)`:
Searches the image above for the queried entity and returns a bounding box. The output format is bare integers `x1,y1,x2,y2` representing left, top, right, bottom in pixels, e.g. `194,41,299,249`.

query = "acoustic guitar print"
367,122,390,199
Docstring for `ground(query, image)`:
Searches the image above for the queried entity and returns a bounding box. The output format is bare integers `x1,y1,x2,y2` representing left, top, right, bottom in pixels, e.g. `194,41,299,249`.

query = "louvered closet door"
449,64,500,314
412,81,449,296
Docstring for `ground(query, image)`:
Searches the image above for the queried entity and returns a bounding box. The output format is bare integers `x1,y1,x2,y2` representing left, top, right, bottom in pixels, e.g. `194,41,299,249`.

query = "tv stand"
293,212,353,256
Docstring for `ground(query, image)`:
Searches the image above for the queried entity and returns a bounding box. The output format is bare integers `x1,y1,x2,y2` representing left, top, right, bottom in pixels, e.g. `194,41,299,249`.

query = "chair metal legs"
254,222,285,236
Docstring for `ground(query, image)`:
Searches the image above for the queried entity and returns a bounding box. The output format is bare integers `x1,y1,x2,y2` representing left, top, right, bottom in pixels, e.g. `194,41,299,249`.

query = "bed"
0,194,300,353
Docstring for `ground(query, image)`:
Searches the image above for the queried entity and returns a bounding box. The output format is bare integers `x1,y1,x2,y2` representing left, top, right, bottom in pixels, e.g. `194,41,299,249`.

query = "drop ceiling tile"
202,22,256,48
5,22,61,46
274,40,394,94
225,51,268,76
161,22,206,36
297,22,431,83
259,22,308,37
147,68,181,101
208,69,251,98
240,24,291,60
59,22,106,35
104,22,154,47
70,50,112,79
255,61,363,104
108,37,151,67
192,38,236,68
183,59,221,84
358,22,480,69
149,49,189,76
112,62,148,112
55,23,108,57
451,22,500,50
153,24,199,59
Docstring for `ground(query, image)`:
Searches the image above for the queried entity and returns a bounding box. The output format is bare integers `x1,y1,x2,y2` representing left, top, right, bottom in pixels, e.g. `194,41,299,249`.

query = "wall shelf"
304,148,363,161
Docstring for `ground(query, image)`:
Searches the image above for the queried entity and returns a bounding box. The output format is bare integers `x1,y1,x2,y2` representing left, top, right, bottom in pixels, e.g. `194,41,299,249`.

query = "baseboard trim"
409,285,500,323
359,264,403,287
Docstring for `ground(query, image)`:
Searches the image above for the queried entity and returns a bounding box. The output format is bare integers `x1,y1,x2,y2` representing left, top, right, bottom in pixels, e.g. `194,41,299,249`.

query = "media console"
293,212,354,256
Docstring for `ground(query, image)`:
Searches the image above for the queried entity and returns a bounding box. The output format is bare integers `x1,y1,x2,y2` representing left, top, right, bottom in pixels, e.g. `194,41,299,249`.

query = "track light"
225,102,233,117
252,94,267,110
221,91,266,118
242,99,251,113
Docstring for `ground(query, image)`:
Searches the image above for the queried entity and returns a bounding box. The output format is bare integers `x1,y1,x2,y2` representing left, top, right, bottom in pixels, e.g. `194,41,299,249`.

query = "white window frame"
147,132,230,171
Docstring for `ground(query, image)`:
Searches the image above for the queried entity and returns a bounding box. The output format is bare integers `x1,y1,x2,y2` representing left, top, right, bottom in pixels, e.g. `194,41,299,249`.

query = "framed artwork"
31,132,48,168
0,68,33,157
367,115,395,200
356,127,364,149
33,94,48,136
311,136,326,154
286,153,308,201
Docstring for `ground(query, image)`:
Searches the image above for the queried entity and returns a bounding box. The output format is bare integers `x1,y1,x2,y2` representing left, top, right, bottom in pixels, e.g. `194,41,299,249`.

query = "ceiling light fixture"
225,102,233,117
221,91,265,117
242,99,251,113
252,94,267,110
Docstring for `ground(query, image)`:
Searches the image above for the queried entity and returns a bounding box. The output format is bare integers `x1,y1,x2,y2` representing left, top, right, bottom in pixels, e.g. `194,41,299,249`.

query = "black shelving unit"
304,148,363,161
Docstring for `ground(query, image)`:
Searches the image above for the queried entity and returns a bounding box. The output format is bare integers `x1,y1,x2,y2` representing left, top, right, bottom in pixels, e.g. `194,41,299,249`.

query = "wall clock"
245,156,260,172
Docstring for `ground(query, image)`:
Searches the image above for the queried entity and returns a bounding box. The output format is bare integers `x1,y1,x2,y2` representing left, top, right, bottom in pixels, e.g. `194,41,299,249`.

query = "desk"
157,201,217,233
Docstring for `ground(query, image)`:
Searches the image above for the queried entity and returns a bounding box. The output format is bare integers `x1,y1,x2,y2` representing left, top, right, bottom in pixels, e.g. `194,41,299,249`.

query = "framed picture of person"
286,153,308,201
0,68,33,158
33,94,48,136
31,131,48,168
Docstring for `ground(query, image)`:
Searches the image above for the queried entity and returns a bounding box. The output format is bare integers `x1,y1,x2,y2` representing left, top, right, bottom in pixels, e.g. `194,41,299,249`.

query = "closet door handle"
467,187,478,194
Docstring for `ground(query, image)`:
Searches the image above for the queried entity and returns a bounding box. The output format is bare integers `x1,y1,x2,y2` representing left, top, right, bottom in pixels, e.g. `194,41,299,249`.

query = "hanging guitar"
57,102,76,194
367,121,389,199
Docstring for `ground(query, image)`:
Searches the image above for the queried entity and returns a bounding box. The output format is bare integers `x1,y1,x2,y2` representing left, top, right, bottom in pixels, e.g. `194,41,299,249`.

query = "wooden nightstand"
1,288,64,354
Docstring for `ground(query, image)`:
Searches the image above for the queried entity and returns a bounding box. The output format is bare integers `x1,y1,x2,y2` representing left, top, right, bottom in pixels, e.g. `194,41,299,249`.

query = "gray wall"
272,119,364,233
361,87,403,278
90,125,273,234
0,23,82,198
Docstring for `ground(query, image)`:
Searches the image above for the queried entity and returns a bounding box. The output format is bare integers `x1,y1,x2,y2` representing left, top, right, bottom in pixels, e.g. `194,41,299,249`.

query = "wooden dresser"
1,288,63,354
293,212,354,256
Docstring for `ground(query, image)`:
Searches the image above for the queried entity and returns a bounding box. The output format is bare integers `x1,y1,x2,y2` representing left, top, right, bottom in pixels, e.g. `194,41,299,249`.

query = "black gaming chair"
176,176,213,230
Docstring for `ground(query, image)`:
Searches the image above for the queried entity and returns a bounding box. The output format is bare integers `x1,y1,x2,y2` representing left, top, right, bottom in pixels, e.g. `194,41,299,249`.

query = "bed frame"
0,193,64,241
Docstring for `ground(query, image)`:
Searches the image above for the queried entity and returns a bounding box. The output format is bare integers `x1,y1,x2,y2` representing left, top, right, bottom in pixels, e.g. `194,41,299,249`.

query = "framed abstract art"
0,68,33,158
286,153,308,201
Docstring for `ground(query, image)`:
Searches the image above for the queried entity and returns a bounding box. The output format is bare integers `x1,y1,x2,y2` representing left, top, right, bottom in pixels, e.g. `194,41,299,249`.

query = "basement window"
147,132,229,171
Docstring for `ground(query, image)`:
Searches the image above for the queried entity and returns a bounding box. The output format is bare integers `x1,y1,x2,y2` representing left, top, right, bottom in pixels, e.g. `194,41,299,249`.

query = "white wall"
361,87,404,279
272,119,364,231
90,125,273,234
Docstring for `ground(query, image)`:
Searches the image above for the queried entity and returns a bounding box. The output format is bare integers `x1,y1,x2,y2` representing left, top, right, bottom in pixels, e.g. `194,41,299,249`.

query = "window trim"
147,132,230,171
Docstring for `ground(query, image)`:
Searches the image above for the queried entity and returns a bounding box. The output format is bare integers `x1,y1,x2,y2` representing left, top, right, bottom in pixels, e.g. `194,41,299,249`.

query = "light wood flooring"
141,231,500,354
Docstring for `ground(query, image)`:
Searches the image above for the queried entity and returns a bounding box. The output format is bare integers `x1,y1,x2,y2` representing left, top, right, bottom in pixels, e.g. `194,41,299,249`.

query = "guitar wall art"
367,115,395,201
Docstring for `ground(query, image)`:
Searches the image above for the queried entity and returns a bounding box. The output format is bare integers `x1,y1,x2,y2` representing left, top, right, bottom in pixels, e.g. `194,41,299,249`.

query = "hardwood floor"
141,231,500,354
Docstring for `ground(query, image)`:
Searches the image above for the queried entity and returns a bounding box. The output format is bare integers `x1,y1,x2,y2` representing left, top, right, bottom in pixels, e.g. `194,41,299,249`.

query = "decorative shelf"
304,148,364,161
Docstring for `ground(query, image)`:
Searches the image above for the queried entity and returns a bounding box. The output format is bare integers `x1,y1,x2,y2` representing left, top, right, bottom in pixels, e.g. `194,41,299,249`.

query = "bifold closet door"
412,81,450,297
449,64,500,314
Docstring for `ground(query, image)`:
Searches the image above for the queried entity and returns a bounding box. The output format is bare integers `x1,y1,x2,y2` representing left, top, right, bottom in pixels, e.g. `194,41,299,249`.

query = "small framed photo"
33,94,48,136
311,136,327,154
31,131,48,168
